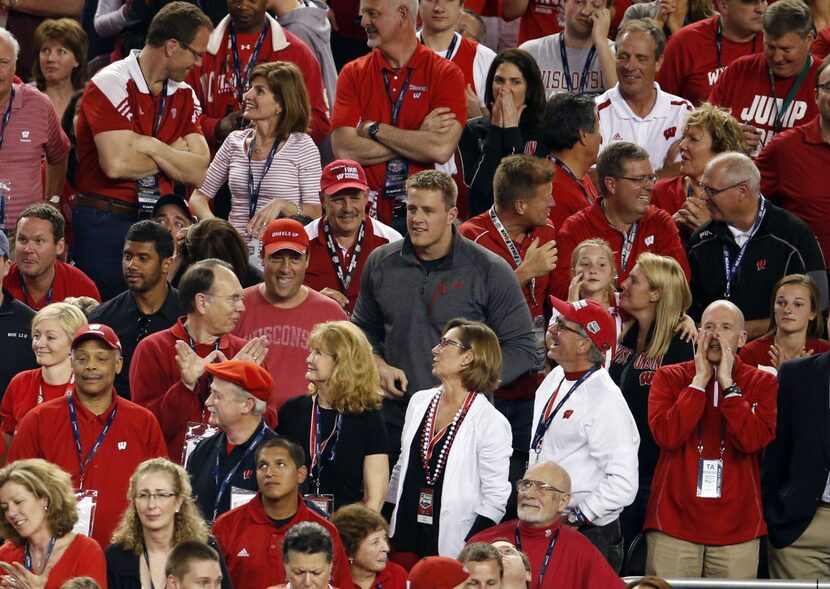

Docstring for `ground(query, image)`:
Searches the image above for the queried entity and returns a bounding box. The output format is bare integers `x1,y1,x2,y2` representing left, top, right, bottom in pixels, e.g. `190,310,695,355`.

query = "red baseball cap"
320,159,368,194
409,557,470,589
71,323,123,352
204,360,274,402
550,296,617,354
262,218,309,257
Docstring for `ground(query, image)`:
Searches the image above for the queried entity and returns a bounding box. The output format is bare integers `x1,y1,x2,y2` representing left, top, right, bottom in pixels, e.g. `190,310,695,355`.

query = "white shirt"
595,82,693,172
530,366,640,526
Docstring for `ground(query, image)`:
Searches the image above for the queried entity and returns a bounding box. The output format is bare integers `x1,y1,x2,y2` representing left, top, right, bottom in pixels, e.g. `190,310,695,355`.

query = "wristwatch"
566,512,580,526
367,121,380,140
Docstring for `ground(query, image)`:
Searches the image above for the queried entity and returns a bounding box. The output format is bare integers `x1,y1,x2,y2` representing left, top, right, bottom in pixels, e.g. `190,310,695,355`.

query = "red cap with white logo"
320,159,368,194
262,218,309,257
71,323,123,352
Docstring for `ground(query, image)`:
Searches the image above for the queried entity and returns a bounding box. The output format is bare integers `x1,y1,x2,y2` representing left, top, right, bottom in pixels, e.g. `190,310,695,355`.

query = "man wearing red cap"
9,323,167,547
233,218,347,412
407,556,470,589
304,159,402,314
529,297,639,572
186,360,278,523
131,258,270,461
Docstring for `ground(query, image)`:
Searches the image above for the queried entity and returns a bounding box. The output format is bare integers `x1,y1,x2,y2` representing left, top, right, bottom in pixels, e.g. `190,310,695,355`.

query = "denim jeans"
72,203,134,301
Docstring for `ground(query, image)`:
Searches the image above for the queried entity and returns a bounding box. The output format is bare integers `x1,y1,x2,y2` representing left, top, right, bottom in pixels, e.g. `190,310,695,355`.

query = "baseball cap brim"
262,241,308,257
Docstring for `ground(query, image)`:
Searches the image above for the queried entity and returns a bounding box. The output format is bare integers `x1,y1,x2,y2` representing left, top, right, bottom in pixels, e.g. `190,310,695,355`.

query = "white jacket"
529,366,640,526
388,388,512,557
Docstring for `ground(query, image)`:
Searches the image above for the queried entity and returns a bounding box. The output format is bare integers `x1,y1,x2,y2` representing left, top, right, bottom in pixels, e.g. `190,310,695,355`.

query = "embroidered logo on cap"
586,320,601,334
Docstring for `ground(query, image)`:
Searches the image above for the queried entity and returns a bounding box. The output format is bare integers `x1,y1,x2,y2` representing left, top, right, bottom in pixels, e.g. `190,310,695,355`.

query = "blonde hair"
0,459,78,545
32,302,87,342
571,238,618,300
634,253,692,359
685,103,747,155
110,458,209,554
307,321,382,414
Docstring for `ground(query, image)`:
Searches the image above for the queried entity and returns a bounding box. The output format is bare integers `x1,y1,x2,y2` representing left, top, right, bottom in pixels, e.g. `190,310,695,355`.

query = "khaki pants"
769,505,830,580
645,530,759,578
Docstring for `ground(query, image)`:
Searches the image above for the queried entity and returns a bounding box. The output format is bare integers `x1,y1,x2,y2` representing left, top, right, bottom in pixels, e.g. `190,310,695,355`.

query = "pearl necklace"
420,389,475,486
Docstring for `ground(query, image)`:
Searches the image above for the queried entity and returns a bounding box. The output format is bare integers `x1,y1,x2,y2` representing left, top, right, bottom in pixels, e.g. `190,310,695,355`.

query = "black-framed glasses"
177,39,205,60
135,491,179,502
699,180,747,198
617,174,658,187
437,337,470,351
550,318,587,338
136,314,152,343
516,479,567,494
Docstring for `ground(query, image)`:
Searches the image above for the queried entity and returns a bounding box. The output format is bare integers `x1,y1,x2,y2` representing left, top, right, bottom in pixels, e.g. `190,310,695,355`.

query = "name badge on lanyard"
382,69,413,202
417,487,434,524
137,80,169,214
73,489,98,537
695,420,726,498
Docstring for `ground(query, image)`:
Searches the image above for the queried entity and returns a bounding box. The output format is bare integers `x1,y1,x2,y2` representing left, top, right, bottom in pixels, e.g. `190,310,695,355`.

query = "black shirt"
87,285,184,400
276,394,388,512
0,288,36,402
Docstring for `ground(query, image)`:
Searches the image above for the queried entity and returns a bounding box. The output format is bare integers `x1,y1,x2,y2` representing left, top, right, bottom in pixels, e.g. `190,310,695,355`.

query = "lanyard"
69,393,118,488
142,547,157,589
38,372,74,405
308,397,343,492
489,207,536,306
382,69,413,126
0,86,14,151
246,132,280,220
419,31,458,59
715,18,757,70
213,422,268,520
531,367,599,453
230,22,270,107
697,418,727,459
153,80,169,138
769,56,812,133
559,34,596,95
18,268,54,309
515,524,559,586
323,217,365,292
619,222,639,273
722,197,766,297
548,156,594,206
23,537,56,574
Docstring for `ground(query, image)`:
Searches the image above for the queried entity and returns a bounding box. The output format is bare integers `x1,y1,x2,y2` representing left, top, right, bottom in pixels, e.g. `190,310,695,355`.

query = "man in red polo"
131,258,269,460
8,323,167,547
459,155,557,454
756,60,830,275
74,2,212,300
304,160,402,314
552,142,689,298
212,437,351,589
189,0,330,149
330,0,466,228
708,0,818,156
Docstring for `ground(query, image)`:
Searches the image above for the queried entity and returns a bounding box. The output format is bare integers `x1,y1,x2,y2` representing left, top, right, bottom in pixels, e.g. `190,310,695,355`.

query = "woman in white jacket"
386,319,512,563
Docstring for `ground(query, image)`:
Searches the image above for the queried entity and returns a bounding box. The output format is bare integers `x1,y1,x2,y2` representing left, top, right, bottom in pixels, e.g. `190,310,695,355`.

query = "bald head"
700,299,747,364
702,300,745,332
705,152,761,197
525,461,571,493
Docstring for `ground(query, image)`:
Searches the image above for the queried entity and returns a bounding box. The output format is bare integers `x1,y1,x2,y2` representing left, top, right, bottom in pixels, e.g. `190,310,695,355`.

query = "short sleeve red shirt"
509,0,565,45
75,50,203,204
3,261,101,310
7,393,168,547
708,53,819,155
331,44,466,223
657,16,763,106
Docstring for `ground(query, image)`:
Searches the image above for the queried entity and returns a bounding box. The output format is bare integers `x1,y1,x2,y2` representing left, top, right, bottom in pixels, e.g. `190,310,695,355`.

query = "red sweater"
553,200,690,298
738,335,830,368
645,359,777,544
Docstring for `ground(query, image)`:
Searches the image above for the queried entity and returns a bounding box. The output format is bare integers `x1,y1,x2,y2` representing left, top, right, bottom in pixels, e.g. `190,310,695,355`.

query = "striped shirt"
199,128,321,239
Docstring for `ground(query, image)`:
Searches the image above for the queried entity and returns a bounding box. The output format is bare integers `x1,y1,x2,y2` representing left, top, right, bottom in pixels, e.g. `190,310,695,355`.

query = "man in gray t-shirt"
520,0,616,97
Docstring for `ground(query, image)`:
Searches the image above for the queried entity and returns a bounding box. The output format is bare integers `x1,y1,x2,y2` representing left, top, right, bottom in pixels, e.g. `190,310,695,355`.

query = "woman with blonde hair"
0,459,105,588
106,458,230,589
609,253,695,547
0,303,87,448
277,321,389,514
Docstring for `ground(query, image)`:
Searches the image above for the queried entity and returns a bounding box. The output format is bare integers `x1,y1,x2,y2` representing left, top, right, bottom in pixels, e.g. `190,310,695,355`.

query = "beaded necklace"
419,389,476,486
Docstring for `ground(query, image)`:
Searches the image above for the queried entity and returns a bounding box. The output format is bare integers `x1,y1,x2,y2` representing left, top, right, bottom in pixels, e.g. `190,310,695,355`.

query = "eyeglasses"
550,318,587,338
135,491,178,502
136,314,152,343
699,180,747,198
177,39,205,60
617,174,658,187
437,337,470,351
515,479,567,494
202,292,244,305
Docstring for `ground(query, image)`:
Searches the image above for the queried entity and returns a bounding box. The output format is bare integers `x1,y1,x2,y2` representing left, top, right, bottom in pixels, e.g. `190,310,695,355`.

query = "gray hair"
616,18,666,60
763,0,813,39
229,383,267,417
706,151,761,197
0,28,20,63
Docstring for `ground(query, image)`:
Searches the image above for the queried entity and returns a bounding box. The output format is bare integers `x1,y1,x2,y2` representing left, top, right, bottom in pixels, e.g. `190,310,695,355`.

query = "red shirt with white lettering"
75,50,203,204
708,53,819,155
657,16,763,106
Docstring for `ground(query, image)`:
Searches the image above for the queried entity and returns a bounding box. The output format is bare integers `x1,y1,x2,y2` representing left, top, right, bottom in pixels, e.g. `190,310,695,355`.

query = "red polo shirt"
757,117,830,270
3,262,101,311
130,317,249,460
304,216,402,313
8,393,167,547
331,44,466,223
548,158,598,230
552,200,690,298
657,16,763,106
212,494,352,589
